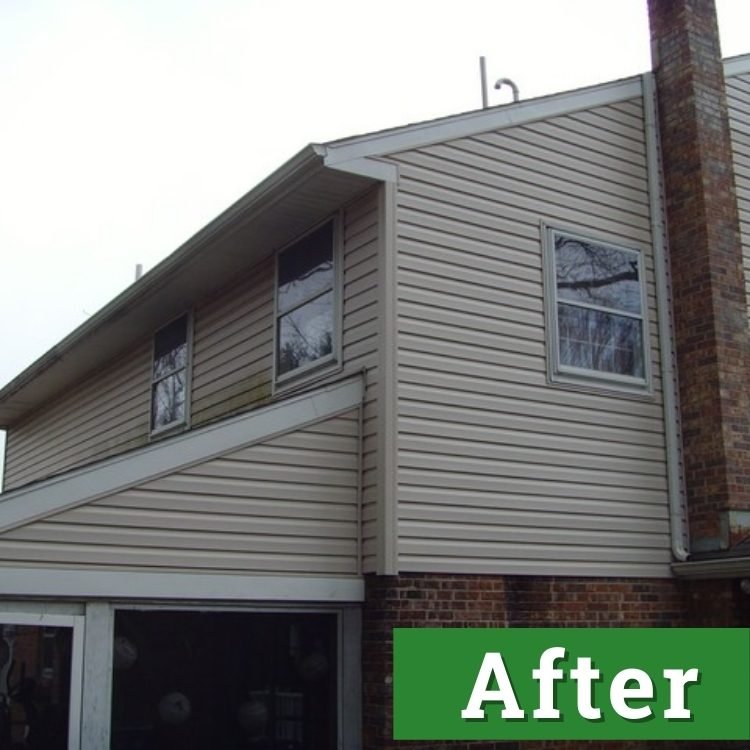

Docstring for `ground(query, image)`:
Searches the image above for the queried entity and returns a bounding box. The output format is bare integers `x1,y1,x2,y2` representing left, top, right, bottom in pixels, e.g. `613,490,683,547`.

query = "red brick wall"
362,573,749,750
648,0,750,551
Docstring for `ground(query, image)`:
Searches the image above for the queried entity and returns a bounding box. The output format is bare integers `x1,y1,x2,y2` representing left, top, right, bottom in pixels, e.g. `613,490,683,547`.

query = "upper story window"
545,227,649,389
275,220,338,382
151,314,190,432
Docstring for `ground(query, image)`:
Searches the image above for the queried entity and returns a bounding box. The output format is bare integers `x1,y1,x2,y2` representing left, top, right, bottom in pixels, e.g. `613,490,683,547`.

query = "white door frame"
0,610,85,750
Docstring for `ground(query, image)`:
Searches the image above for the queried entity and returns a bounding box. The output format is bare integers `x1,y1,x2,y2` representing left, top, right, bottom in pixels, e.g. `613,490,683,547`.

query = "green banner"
393,628,750,740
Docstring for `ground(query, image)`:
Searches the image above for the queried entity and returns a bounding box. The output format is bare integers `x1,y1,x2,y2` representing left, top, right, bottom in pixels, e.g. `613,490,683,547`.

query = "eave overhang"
0,146,378,427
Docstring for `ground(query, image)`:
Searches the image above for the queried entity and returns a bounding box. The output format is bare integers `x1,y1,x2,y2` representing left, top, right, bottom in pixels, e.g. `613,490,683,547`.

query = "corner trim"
642,72,690,562
376,181,399,575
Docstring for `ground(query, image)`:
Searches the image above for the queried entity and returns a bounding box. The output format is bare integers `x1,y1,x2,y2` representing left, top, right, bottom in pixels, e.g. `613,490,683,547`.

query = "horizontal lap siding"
342,190,380,573
389,97,671,577
3,193,380,528
726,72,750,318
3,343,151,491
190,257,274,426
0,412,360,575
191,191,380,435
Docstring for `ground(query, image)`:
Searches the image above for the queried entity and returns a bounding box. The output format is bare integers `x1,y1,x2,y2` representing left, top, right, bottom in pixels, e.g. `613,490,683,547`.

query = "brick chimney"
648,0,750,552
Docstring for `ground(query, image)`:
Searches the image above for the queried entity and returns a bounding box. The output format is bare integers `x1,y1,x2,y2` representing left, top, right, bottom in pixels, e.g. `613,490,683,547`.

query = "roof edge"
323,74,644,164
724,51,750,77
0,144,325,415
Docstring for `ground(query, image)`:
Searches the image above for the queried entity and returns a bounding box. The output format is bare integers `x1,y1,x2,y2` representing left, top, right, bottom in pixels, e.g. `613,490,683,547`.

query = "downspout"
642,72,690,562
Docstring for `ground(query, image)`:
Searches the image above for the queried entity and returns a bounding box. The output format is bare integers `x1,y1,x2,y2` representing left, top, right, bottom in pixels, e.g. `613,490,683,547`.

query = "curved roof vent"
479,57,520,109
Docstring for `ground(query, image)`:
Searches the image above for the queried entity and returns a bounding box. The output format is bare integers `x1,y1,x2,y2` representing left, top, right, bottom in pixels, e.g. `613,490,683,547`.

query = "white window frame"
149,312,193,436
273,216,343,390
0,610,85,750
543,224,652,392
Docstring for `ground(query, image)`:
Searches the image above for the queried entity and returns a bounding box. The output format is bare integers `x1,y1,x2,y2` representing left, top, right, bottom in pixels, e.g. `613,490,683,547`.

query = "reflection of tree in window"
151,316,188,431
277,223,334,377
554,235,645,379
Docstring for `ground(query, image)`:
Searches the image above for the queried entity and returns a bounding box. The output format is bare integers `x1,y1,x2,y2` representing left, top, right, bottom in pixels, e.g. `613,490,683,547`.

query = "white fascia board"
0,568,365,602
725,53,750,77
321,154,398,182
323,77,643,164
0,375,364,534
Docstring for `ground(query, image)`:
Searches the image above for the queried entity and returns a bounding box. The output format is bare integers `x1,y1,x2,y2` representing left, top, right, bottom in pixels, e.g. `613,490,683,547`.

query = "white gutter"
642,73,690,562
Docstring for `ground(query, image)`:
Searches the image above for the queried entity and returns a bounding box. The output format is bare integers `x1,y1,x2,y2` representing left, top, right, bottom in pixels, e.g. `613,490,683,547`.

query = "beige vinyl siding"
3,342,152,491
0,411,360,575
341,190,380,573
190,257,275,426
3,191,380,502
185,189,381,570
387,96,672,577
726,71,750,317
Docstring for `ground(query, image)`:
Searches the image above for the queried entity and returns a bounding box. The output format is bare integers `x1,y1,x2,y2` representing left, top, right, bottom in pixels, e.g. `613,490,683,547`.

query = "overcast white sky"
1,0,749,482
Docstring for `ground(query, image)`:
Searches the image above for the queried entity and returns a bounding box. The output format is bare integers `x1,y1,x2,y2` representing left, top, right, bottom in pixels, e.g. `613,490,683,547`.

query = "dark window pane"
278,223,334,314
277,292,334,376
111,611,337,750
0,624,72,750
154,317,188,378
555,235,641,315
151,372,186,429
558,303,644,378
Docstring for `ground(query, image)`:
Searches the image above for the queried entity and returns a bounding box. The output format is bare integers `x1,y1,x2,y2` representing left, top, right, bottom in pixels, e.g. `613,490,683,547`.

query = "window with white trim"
275,220,337,382
545,227,648,387
150,314,190,432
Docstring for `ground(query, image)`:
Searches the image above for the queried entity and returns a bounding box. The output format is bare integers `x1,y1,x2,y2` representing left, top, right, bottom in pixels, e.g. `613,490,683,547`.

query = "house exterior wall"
2,189,381,496
726,70,750,317
190,255,275,427
3,342,152,491
0,410,361,575
362,573,749,750
386,94,673,577
341,192,382,574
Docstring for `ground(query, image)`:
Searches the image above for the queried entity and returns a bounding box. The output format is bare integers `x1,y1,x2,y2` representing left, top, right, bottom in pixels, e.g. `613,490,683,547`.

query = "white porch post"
81,602,113,750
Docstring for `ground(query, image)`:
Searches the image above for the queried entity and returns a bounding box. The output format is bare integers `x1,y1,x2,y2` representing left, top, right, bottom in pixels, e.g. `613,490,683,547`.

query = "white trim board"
0,374,364,534
324,156,398,182
322,76,643,164
0,568,365,602
725,53,750,78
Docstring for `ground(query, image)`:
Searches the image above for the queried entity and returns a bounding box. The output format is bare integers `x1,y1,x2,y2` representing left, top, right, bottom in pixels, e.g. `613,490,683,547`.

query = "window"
111,610,338,749
275,221,338,382
151,314,190,432
545,227,649,388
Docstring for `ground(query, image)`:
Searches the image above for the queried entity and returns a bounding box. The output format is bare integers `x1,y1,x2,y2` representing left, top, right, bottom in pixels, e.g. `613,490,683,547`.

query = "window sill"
548,368,654,400
274,357,342,397
149,420,189,441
